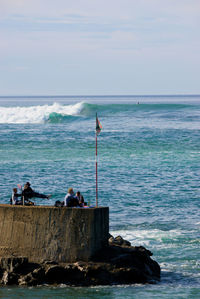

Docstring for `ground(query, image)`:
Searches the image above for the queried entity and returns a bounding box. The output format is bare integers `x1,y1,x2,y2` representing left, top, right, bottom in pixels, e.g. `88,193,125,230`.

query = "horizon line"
0,94,200,98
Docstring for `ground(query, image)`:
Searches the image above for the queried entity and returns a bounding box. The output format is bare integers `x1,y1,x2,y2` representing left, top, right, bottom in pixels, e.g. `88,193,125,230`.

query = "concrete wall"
0,205,109,263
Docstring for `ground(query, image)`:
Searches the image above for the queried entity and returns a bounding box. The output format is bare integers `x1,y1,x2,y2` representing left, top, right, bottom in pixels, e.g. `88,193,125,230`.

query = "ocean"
0,95,199,298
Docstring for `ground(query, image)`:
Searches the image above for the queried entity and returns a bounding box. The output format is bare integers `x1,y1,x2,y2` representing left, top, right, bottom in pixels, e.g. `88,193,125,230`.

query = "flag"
96,113,102,135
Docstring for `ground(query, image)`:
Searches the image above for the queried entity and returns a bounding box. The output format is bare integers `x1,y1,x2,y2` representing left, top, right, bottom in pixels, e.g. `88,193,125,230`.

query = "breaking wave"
0,102,85,124
0,100,198,124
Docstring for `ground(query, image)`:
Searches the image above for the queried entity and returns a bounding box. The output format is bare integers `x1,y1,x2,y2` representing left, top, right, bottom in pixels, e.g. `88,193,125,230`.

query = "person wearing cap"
22,182,51,204
64,187,80,207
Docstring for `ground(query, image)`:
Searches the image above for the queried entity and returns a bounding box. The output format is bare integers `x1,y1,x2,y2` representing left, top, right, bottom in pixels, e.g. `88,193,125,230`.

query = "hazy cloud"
0,0,199,94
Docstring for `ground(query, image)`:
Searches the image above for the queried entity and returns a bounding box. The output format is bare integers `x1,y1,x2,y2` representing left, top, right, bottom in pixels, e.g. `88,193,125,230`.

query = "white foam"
110,228,184,247
0,102,84,124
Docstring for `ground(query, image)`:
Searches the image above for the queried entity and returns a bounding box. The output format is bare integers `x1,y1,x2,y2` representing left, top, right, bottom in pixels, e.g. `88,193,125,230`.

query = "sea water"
0,95,199,298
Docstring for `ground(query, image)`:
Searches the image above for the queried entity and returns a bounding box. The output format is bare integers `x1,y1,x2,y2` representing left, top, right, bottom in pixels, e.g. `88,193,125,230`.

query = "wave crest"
0,102,85,124
0,101,196,124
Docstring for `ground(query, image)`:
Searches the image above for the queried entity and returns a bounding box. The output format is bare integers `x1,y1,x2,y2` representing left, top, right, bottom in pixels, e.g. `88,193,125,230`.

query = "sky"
0,0,200,95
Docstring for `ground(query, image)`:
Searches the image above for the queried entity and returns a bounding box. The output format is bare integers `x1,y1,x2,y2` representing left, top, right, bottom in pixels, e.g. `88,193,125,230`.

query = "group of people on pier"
11,183,86,207
63,187,85,207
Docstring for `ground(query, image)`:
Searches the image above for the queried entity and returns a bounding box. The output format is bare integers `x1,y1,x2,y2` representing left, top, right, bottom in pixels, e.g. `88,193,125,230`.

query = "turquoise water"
0,95,200,298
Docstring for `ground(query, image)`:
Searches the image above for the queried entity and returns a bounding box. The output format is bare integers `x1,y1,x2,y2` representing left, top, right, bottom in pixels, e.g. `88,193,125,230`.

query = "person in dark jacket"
76,191,85,207
22,182,51,204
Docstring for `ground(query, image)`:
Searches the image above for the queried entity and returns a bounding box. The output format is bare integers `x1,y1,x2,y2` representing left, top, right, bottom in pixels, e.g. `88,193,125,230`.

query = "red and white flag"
96,113,102,135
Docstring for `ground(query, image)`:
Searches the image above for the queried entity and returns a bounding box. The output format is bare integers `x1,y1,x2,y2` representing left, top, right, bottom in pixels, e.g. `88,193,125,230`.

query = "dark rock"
0,236,160,286
108,236,115,244
108,233,113,239
82,262,113,285
1,271,19,285
44,265,69,284
91,242,160,284
18,273,34,286
16,262,41,276
136,246,153,256
108,235,131,247
18,267,45,286
43,260,58,265
0,257,28,272
112,267,147,284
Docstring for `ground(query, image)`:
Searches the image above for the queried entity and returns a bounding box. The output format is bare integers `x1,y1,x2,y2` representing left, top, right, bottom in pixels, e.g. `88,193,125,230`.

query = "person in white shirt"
11,188,22,205
64,187,80,207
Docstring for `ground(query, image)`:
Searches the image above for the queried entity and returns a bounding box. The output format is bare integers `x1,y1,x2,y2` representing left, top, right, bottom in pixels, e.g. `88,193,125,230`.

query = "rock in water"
0,236,160,286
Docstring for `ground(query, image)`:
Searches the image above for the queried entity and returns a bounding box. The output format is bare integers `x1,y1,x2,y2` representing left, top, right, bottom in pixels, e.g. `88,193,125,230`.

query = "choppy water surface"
0,95,199,298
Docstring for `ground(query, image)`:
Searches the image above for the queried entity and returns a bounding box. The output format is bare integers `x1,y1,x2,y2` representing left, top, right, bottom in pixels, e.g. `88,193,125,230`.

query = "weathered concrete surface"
0,204,109,263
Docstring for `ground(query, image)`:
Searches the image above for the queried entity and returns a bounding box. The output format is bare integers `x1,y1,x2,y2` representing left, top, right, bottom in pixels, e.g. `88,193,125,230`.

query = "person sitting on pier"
10,188,22,205
76,191,85,207
22,182,51,205
64,187,80,207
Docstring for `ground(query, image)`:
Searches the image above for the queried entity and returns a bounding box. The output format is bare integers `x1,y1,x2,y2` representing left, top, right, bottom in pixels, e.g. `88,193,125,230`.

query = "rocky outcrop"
0,235,160,286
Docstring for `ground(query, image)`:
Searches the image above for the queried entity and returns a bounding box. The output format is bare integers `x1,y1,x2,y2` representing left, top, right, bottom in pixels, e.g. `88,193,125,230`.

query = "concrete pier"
0,204,109,263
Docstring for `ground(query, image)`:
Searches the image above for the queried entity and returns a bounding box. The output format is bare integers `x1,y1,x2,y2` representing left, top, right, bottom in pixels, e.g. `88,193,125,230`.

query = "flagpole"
96,115,98,207
95,112,102,207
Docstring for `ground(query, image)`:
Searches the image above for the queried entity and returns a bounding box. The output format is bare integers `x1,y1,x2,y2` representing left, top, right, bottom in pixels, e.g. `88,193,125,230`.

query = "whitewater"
0,100,199,130
0,95,199,298
0,102,84,123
